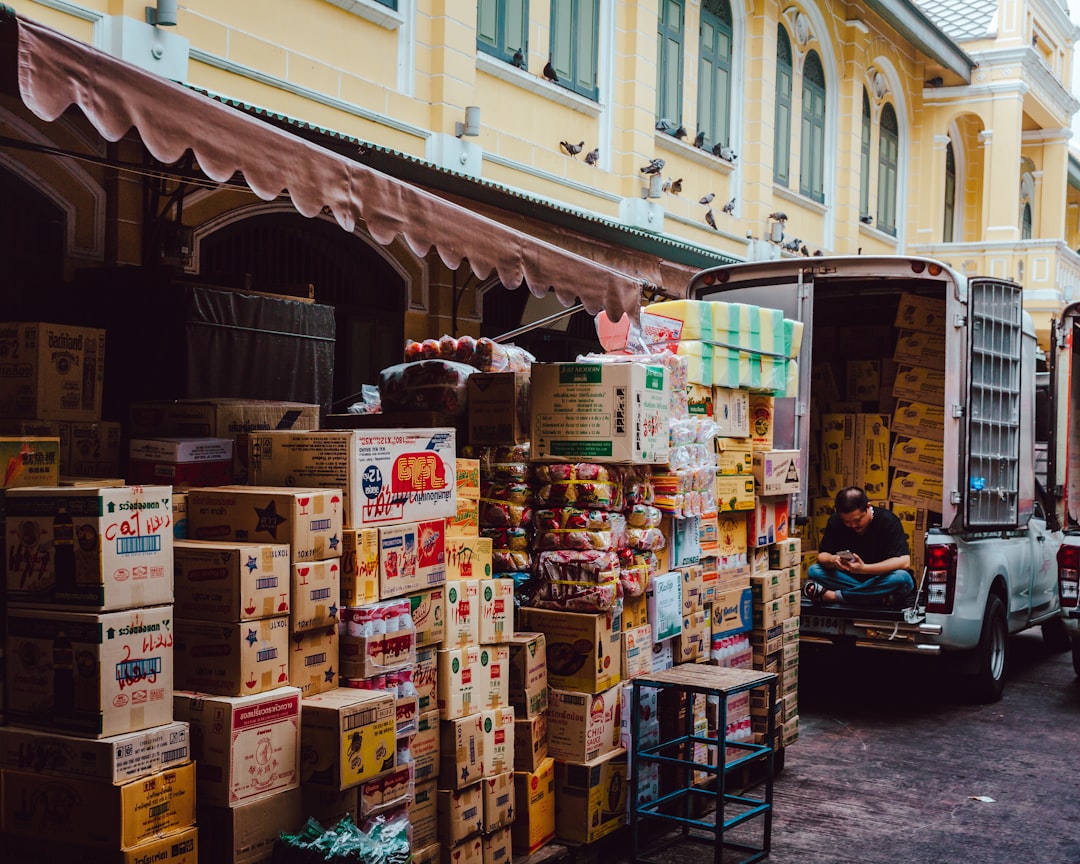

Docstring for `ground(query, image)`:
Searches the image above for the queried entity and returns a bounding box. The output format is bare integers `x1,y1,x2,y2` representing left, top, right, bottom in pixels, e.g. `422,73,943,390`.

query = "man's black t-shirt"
819,506,910,568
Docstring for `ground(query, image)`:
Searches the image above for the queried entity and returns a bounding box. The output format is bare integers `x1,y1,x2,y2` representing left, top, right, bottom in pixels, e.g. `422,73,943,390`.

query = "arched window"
774,25,792,186
1022,203,1032,240
697,0,732,152
876,103,898,235
799,50,825,202
943,140,956,242
859,88,871,220
656,0,684,124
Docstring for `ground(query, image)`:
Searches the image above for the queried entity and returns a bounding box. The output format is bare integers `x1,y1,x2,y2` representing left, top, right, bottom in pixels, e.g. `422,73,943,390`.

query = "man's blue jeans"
807,563,914,605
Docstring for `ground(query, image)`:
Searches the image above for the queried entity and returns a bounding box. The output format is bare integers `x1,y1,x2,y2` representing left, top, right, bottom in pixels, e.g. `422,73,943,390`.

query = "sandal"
803,580,827,605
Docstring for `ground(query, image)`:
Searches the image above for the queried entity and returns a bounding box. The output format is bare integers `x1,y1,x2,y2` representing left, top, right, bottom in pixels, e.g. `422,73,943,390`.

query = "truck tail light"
1057,545,1080,608
924,543,957,614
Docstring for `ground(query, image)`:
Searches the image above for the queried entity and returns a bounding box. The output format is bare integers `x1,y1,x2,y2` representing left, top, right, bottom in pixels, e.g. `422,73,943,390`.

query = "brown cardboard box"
187,486,343,564
291,558,341,632
478,578,514,643
482,826,513,864
517,608,621,694
481,706,515,777
414,646,439,716
506,631,548,719
1,762,195,849
513,712,548,772
443,836,483,864
440,714,486,789
437,645,480,720
414,843,441,864
748,395,774,450
622,624,654,680
62,420,122,477
4,485,174,611
288,625,339,697
0,322,105,421
715,436,753,475
174,616,290,697
752,449,801,496
174,686,301,806
553,748,628,844
468,372,531,445
5,604,174,738
438,781,483,845
410,780,439,848
2,826,197,864
173,540,291,622
340,527,380,607
512,756,555,854
413,709,441,785
410,585,447,647
197,786,304,864
301,784,359,827
482,770,515,832
299,688,397,789
546,685,621,763
445,579,480,648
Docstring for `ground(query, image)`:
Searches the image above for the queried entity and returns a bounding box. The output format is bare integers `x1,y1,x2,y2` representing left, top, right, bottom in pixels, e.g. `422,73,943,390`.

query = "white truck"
688,256,1066,702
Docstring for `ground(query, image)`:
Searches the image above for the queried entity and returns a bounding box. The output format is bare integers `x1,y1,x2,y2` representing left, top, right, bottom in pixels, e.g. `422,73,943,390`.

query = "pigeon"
860,214,874,224
718,146,737,162
694,131,706,148
512,50,526,69
661,179,671,194
813,249,824,256
722,197,736,215
584,147,599,165
769,211,789,222
711,142,725,157
543,59,559,82
560,140,584,158
800,244,810,256
669,178,683,195
705,209,717,230
782,237,801,251
655,118,678,134
640,158,665,175
674,125,687,141
699,193,715,206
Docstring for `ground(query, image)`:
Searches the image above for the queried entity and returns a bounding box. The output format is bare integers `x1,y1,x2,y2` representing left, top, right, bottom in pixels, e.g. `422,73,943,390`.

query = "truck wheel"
1042,616,1071,653
969,594,1007,703
1072,638,1080,678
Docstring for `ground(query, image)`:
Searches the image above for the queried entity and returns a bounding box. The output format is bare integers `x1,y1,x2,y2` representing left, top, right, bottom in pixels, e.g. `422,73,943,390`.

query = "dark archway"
0,165,65,307
199,212,406,406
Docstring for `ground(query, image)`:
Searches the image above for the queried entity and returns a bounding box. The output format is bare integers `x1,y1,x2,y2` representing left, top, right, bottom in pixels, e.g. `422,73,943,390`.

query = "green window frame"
774,25,792,186
876,103,898,235
477,0,529,65
657,0,684,124
799,50,825,203
1022,203,1032,240
551,0,599,100
697,0,732,152
944,140,956,242
374,0,397,9
859,88,871,220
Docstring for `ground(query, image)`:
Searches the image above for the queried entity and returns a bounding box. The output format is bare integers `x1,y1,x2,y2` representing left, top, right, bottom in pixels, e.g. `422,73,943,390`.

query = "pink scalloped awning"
11,13,643,321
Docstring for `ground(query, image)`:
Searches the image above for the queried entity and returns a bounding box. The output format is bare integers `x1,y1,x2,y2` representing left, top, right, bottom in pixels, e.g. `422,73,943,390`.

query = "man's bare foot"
821,589,839,603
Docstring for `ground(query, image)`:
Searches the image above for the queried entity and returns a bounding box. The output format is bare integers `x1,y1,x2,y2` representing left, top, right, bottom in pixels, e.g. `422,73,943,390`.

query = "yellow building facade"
1,0,1079,383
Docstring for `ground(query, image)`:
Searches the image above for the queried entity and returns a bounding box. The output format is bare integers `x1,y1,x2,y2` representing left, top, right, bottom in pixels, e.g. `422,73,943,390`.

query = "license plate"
802,614,842,635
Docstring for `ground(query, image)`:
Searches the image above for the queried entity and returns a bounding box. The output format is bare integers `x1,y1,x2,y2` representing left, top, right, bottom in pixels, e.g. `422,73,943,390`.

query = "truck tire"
1072,638,1080,678
1041,616,1071,654
969,594,1007,703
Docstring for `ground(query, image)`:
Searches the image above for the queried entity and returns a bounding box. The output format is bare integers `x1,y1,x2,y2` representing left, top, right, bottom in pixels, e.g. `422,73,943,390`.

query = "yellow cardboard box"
715,474,755,512
517,607,621,694
546,685,621,763
299,688,397,789
854,413,890,498
553,748,628,844
889,470,944,509
512,756,555,854
890,435,945,475
892,399,945,442
446,535,494,581
715,436,753,475
892,365,946,403
340,528,380,606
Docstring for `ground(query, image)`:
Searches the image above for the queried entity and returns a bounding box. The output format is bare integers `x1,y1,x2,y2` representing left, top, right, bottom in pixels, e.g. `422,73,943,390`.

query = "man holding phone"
803,486,916,607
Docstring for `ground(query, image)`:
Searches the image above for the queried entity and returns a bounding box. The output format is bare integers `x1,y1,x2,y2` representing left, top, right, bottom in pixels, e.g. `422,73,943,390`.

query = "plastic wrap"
533,509,627,551
378,359,475,416
578,349,688,417
623,466,656,507
461,444,532,482
275,811,411,864
405,336,535,372
530,549,621,611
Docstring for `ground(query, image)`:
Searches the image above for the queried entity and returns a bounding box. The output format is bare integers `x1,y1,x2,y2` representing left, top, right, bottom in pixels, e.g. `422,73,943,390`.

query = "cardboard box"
437,645,480,720
622,624,654,679
482,770,515,833
530,362,670,464
5,604,174,737
657,514,701,570
446,535,494,581
769,537,802,569
299,688,397,789
409,585,447,647
447,495,480,537
891,399,945,442
506,632,547,719
444,837,483,864
894,291,946,333
174,492,188,539
820,413,855,496
889,470,944,509
715,473,756,511
0,322,105,420
715,436,753,475
413,709,441,784
482,825,513,864
553,748,628,844
4,485,174,610
340,528,380,606
892,364,946,402
468,372,531,445
717,511,749,576
893,329,946,369
174,686,300,806
712,586,754,637
245,428,456,529
890,435,945,475
478,578,514,643
481,706,515,777
622,593,649,629
410,780,439,848
197,786,304,864
0,720,190,784
1,762,195,849
713,387,750,437
752,450,801,495
647,571,683,642
440,714,485,788
749,497,789,548
359,762,413,816
288,625,339,697
891,504,935,576
379,519,447,599
173,540,291,622
414,843,441,864
846,360,880,402
291,558,341,632
173,616,290,697
438,782,483,844
187,486,343,564
518,608,621,694
456,459,480,498
513,712,548,772
128,437,234,486
750,570,787,603
446,579,480,648
675,607,711,663
0,435,61,488
301,784,359,829
546,685,621,763
512,757,555,854
63,419,122,477
748,395,774,450
475,644,509,712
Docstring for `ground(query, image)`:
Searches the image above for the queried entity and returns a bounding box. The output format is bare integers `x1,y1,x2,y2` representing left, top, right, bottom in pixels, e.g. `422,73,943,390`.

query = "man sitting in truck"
803,487,916,608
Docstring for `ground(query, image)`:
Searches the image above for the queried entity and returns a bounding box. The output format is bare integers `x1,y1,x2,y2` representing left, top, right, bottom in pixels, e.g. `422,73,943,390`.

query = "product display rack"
629,665,779,864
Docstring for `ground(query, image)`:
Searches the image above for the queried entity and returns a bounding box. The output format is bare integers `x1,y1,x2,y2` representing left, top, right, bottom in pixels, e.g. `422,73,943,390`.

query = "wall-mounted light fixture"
456,106,481,138
146,0,177,27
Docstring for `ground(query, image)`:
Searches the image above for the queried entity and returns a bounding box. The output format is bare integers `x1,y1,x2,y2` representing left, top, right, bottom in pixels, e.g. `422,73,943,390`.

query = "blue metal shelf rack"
630,665,779,864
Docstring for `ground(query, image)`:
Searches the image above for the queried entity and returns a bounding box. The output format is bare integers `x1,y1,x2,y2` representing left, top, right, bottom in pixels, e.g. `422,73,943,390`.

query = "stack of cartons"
128,436,235,487
182,484,344,862
507,631,553,854
0,482,197,860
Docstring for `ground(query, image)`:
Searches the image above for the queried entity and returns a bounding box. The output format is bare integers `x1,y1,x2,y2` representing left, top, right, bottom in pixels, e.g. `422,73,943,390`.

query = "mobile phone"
837,550,854,562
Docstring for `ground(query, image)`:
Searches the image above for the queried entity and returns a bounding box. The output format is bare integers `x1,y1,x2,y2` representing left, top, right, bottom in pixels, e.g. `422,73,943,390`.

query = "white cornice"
1022,128,1073,144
